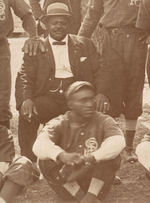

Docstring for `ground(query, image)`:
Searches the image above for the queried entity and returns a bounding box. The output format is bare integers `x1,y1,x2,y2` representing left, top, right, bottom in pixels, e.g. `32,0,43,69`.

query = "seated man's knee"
3,156,39,187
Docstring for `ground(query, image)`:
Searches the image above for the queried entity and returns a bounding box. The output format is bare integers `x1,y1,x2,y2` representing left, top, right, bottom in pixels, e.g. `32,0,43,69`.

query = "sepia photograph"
1,0,150,202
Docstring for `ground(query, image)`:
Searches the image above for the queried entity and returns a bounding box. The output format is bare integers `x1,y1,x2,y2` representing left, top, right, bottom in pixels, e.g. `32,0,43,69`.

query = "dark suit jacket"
15,34,110,109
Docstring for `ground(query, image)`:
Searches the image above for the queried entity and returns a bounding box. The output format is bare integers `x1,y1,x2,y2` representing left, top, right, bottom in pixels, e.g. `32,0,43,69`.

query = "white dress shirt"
48,35,73,78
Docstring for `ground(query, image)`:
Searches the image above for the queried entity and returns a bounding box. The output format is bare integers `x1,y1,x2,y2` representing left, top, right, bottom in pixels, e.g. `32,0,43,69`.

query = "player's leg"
79,156,121,202
0,156,39,202
123,31,146,162
0,38,12,130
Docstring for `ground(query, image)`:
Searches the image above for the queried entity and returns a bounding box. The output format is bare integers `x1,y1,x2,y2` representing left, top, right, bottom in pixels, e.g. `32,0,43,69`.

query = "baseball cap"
65,81,94,100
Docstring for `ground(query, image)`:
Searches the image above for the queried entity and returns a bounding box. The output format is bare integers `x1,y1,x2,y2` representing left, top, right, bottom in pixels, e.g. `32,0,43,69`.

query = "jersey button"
126,34,130,38
81,132,84,136
79,144,82,148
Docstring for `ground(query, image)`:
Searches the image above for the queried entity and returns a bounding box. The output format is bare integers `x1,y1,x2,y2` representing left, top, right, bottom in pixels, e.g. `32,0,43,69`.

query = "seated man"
0,125,39,203
15,2,110,162
33,81,125,203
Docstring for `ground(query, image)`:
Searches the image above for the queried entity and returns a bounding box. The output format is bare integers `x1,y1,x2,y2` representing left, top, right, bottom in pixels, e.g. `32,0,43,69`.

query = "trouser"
0,38,12,122
0,125,15,162
18,93,68,162
100,27,147,120
39,156,121,201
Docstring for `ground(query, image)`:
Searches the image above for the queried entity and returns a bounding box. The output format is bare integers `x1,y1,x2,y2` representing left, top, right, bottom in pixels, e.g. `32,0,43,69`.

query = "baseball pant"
0,38,12,123
39,156,121,201
100,27,147,119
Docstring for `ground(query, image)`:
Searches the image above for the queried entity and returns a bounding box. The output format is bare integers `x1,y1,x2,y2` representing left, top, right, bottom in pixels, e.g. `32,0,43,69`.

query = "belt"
104,26,144,35
48,77,74,95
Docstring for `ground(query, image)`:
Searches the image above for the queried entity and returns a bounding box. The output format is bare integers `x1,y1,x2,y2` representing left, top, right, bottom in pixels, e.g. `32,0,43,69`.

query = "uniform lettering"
0,0,6,21
129,0,141,7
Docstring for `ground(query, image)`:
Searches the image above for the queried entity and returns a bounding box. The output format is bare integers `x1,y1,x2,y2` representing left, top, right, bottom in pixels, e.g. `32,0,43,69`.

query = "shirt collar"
48,35,68,46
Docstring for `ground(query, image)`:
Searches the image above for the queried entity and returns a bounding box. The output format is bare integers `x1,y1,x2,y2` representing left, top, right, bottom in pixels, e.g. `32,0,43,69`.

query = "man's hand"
146,35,150,44
22,37,46,56
58,152,84,166
95,93,110,113
21,99,38,122
83,154,96,166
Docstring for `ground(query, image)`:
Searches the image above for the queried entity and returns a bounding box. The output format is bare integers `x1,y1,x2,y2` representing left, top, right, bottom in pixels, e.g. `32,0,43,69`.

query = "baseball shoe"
123,148,138,163
113,176,122,185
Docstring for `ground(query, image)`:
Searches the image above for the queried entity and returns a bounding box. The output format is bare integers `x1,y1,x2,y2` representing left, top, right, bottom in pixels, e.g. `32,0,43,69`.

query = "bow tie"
52,41,66,45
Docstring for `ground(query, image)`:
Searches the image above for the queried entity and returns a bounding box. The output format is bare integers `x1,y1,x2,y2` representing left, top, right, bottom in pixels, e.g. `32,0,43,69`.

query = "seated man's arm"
32,118,65,161
91,117,125,162
20,54,37,101
78,0,103,37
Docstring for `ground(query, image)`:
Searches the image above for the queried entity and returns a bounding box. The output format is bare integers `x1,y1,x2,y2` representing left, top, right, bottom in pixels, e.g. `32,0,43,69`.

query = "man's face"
46,16,69,41
69,88,96,119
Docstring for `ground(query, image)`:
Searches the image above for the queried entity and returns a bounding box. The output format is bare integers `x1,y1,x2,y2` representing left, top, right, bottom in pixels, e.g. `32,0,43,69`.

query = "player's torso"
101,0,141,27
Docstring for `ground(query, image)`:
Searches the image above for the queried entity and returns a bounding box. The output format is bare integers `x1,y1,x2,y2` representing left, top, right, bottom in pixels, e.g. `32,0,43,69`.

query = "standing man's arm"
11,0,37,38
78,0,103,38
11,0,45,55
136,0,150,32
29,0,42,20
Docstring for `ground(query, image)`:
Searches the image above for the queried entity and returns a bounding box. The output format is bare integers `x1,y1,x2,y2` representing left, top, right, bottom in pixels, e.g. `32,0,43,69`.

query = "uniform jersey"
100,0,141,27
0,0,31,38
79,0,142,37
38,111,123,158
136,0,150,30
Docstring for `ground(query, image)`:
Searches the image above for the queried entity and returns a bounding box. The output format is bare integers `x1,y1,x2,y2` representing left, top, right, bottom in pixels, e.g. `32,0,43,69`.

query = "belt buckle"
111,28,119,35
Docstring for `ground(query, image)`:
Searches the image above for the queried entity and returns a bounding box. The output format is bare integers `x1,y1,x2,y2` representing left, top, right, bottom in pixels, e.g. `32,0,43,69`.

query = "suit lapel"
44,38,55,75
68,35,80,77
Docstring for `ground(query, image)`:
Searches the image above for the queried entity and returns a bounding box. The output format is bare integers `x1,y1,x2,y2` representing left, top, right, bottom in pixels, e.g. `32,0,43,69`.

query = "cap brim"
41,13,71,23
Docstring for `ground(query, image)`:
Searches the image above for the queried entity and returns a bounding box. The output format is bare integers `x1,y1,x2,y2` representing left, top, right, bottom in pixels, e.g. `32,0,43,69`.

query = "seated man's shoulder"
95,111,116,123
45,112,69,128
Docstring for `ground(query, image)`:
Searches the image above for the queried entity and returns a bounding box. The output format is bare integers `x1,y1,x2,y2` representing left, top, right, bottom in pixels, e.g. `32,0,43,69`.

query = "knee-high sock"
0,180,22,203
125,119,137,149
88,178,104,196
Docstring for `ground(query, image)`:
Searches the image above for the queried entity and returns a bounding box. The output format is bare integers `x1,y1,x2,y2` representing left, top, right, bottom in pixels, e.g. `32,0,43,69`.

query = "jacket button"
49,78,51,81
81,132,84,136
79,144,82,148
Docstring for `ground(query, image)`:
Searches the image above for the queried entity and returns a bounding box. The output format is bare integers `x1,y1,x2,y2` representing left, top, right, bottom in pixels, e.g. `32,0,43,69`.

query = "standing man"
29,0,81,34
0,0,40,149
78,0,148,162
136,0,150,83
33,81,125,202
15,2,110,162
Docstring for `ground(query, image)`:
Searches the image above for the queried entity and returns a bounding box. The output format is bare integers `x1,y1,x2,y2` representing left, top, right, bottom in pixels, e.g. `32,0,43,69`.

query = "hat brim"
41,13,72,24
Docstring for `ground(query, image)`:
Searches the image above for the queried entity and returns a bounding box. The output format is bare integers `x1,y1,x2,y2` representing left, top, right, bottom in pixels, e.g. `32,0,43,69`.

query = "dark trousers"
39,156,121,201
18,93,68,162
100,27,147,119
0,38,12,122
0,125,15,162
